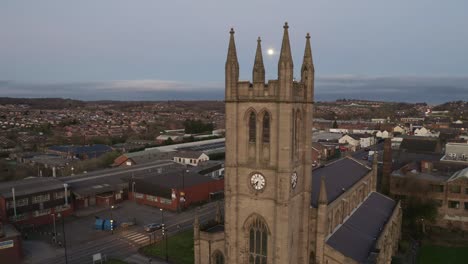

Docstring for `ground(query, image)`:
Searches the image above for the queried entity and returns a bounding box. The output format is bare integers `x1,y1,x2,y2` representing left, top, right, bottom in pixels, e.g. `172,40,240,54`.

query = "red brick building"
129,162,225,211
0,223,22,264
0,178,73,227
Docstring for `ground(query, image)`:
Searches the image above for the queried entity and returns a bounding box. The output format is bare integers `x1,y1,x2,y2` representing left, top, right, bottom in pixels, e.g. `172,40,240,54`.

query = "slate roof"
326,192,396,263
205,224,225,233
311,158,371,207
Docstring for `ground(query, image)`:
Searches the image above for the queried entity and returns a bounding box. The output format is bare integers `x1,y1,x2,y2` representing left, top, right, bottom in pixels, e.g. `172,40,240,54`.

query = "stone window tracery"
262,112,270,143
249,218,268,264
213,251,225,264
249,112,256,143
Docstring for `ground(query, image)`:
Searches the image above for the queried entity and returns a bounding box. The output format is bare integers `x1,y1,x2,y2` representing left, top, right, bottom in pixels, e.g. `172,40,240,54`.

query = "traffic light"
110,220,115,231
161,224,165,236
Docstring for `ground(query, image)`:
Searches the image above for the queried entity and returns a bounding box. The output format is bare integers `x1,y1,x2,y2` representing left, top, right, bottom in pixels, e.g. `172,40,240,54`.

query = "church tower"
224,23,315,264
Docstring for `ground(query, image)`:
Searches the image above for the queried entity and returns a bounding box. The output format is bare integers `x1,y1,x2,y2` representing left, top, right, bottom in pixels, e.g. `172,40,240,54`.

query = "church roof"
326,192,396,263
311,157,371,207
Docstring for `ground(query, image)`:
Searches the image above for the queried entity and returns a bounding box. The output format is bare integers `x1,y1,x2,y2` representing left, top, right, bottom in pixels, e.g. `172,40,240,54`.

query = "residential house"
393,125,407,135
173,151,210,166
376,130,391,139
359,134,376,148
414,127,440,138
156,134,183,144
338,134,361,151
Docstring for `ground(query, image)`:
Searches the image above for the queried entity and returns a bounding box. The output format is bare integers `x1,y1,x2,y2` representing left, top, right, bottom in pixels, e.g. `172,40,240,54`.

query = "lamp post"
111,205,115,235
180,166,189,211
58,213,68,264
51,214,56,239
160,208,168,261
132,181,136,201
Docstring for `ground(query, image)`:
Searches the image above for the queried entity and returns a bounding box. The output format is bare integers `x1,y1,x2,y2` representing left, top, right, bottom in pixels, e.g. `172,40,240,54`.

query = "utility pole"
110,205,114,235
160,208,168,261
51,214,56,239
58,213,68,264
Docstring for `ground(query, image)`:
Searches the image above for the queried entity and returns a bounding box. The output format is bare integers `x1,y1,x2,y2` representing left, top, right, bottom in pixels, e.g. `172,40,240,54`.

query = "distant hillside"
0,97,85,109
432,101,468,120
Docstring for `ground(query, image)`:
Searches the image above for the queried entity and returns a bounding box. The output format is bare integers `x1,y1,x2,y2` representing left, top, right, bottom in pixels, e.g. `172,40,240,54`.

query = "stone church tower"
194,23,402,264
223,22,314,264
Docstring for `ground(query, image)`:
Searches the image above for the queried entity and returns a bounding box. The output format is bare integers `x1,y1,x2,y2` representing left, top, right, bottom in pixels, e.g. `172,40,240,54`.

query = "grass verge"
141,230,194,264
418,244,468,264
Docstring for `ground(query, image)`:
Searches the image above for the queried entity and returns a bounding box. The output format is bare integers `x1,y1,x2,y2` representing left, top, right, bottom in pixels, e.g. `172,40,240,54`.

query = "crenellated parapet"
225,22,314,103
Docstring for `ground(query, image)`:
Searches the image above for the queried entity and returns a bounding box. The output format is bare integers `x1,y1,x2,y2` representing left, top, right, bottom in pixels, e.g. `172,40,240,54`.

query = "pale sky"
1,0,467,102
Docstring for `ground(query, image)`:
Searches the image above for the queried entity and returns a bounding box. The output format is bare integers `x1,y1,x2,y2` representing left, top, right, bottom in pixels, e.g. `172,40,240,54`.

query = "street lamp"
160,208,168,261
58,213,68,264
110,205,115,235
51,214,56,242
180,166,189,211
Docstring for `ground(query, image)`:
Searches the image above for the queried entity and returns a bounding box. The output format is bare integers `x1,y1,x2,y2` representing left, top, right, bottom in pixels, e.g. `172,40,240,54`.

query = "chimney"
381,138,392,195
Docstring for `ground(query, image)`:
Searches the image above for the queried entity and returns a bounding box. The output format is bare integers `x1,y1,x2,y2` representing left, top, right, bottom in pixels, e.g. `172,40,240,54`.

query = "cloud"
0,76,467,103
314,75,468,103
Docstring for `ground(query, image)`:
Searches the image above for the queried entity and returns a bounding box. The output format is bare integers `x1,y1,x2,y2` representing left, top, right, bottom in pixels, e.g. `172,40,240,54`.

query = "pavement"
22,200,218,264
125,253,168,264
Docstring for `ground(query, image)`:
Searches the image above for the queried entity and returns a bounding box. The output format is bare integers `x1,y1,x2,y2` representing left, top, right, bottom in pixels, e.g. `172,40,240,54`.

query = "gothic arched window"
295,110,301,155
249,112,256,143
213,251,225,264
292,111,296,156
249,218,268,264
262,112,270,143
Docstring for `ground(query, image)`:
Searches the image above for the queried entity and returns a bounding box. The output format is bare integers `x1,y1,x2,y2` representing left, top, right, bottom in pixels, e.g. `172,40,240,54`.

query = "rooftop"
448,167,468,182
326,192,396,263
311,157,371,207
0,177,65,198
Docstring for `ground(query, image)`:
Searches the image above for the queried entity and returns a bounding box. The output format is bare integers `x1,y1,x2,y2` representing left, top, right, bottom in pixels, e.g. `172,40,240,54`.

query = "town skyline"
1,1,467,103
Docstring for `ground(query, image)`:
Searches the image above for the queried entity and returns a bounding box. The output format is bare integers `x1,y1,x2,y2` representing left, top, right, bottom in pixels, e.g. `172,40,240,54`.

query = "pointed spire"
278,22,293,66
318,177,328,205
302,33,313,68
226,28,239,100
226,28,238,63
253,37,265,84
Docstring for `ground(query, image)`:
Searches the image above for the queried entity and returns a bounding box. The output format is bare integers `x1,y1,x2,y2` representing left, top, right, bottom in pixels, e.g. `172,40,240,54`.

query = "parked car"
144,223,162,232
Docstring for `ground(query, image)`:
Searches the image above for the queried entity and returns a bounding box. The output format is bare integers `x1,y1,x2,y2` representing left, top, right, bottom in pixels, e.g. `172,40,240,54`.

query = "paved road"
25,202,218,264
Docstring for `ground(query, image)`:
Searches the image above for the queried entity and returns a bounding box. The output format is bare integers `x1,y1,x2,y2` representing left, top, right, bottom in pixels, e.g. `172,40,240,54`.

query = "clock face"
291,171,298,189
250,173,266,191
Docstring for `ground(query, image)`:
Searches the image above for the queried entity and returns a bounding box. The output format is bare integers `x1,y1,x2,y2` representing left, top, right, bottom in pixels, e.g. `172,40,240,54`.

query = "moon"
267,49,274,55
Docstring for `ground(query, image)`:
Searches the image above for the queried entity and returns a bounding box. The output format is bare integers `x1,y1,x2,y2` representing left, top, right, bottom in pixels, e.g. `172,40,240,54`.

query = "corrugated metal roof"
0,177,65,198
